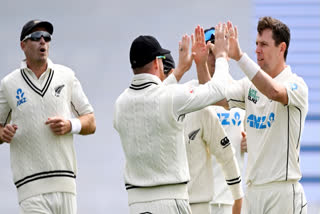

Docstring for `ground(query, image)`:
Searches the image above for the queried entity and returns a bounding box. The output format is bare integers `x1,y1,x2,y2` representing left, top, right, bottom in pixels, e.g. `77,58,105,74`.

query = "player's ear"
279,42,286,55
20,41,26,51
154,58,159,70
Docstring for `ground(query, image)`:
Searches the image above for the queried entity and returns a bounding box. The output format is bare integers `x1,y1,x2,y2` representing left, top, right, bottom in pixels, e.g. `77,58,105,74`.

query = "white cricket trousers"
242,181,307,214
210,203,232,214
129,199,191,214
19,192,77,214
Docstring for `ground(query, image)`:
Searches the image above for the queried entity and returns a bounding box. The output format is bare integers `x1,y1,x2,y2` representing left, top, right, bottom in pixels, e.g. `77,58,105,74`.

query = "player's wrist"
237,53,260,80
69,118,82,134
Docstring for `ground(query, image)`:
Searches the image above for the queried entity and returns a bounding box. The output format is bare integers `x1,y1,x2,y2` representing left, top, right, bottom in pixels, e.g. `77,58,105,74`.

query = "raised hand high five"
192,25,211,66
227,21,243,61
213,23,229,59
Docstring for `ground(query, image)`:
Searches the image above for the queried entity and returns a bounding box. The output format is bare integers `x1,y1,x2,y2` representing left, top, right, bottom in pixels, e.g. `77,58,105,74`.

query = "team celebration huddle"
1,16,308,214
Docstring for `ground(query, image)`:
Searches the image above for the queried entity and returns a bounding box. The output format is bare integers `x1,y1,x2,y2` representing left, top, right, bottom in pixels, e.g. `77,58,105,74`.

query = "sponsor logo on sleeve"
220,136,230,148
289,82,298,91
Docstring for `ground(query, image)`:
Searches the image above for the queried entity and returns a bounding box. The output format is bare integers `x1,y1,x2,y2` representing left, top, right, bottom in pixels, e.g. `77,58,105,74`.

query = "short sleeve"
71,74,94,116
285,76,308,110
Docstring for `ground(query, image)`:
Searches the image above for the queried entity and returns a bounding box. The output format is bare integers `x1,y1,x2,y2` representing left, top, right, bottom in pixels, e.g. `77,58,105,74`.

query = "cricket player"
161,29,244,214
210,106,246,214
215,17,308,213
113,26,232,214
0,19,96,213
201,26,247,214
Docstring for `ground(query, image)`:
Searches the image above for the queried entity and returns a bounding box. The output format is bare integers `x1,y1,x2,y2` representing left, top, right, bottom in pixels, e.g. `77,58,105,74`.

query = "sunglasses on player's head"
204,27,215,44
22,31,52,42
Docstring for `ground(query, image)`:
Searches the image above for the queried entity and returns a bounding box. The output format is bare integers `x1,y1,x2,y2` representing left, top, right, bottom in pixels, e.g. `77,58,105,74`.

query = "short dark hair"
257,16,290,61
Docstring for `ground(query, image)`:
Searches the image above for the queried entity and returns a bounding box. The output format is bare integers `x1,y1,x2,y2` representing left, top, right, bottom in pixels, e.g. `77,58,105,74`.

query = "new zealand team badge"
16,88,27,106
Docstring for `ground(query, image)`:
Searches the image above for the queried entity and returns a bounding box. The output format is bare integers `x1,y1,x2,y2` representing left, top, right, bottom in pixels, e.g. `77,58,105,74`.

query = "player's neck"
26,60,48,79
269,61,286,79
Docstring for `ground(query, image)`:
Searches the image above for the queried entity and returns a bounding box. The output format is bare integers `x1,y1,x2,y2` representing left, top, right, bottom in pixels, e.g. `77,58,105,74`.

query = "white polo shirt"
225,66,308,185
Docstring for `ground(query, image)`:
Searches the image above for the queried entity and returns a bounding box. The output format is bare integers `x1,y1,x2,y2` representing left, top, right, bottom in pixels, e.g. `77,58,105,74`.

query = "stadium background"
0,0,319,213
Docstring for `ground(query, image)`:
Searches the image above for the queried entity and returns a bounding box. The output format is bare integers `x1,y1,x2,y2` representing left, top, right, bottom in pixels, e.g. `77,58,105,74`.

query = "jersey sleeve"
201,107,244,200
285,75,308,110
0,79,12,126
171,78,226,119
225,77,249,110
70,74,94,116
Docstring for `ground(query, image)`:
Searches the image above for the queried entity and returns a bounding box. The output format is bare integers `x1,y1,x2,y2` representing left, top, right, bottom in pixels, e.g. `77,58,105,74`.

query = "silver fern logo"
54,85,65,97
188,128,200,144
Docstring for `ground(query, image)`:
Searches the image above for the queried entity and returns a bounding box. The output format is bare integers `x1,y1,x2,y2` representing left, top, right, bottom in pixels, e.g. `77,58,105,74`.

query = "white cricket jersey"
184,106,243,204
113,61,228,204
225,66,308,185
0,59,93,202
211,107,245,205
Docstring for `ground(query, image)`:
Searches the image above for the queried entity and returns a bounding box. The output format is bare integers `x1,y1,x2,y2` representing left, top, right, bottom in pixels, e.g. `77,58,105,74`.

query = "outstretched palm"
177,34,193,72
192,25,209,66
227,21,242,61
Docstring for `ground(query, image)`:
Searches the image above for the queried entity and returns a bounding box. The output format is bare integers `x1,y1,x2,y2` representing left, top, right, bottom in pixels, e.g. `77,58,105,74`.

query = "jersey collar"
274,65,292,82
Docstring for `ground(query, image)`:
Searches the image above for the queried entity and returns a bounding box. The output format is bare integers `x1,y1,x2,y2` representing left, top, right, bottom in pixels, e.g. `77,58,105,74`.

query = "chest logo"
248,88,259,104
54,84,65,97
16,88,27,106
247,112,275,129
217,111,242,127
188,128,200,143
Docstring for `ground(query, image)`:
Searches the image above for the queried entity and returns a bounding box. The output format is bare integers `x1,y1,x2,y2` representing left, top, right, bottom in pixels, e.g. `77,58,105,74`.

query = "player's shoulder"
200,106,220,121
1,68,21,84
285,71,308,93
53,63,75,75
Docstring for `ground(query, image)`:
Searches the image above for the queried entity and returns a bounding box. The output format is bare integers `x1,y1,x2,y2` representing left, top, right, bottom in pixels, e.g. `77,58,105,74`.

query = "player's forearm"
232,198,242,214
251,71,288,104
79,113,96,135
217,148,243,200
238,53,288,105
196,63,211,84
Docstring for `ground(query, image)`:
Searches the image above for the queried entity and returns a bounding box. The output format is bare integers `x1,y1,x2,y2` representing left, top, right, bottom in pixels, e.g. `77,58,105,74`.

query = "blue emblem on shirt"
231,112,242,126
16,88,27,106
290,82,298,91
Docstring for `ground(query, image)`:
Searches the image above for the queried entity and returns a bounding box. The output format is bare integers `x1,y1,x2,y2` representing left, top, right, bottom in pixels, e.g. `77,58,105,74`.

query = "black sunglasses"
22,31,52,42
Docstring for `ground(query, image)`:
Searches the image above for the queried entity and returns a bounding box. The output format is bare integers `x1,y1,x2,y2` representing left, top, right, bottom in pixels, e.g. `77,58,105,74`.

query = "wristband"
69,118,82,134
237,53,260,80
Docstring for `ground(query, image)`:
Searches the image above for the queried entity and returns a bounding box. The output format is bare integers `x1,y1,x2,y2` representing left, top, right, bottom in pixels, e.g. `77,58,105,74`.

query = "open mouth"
40,48,46,53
